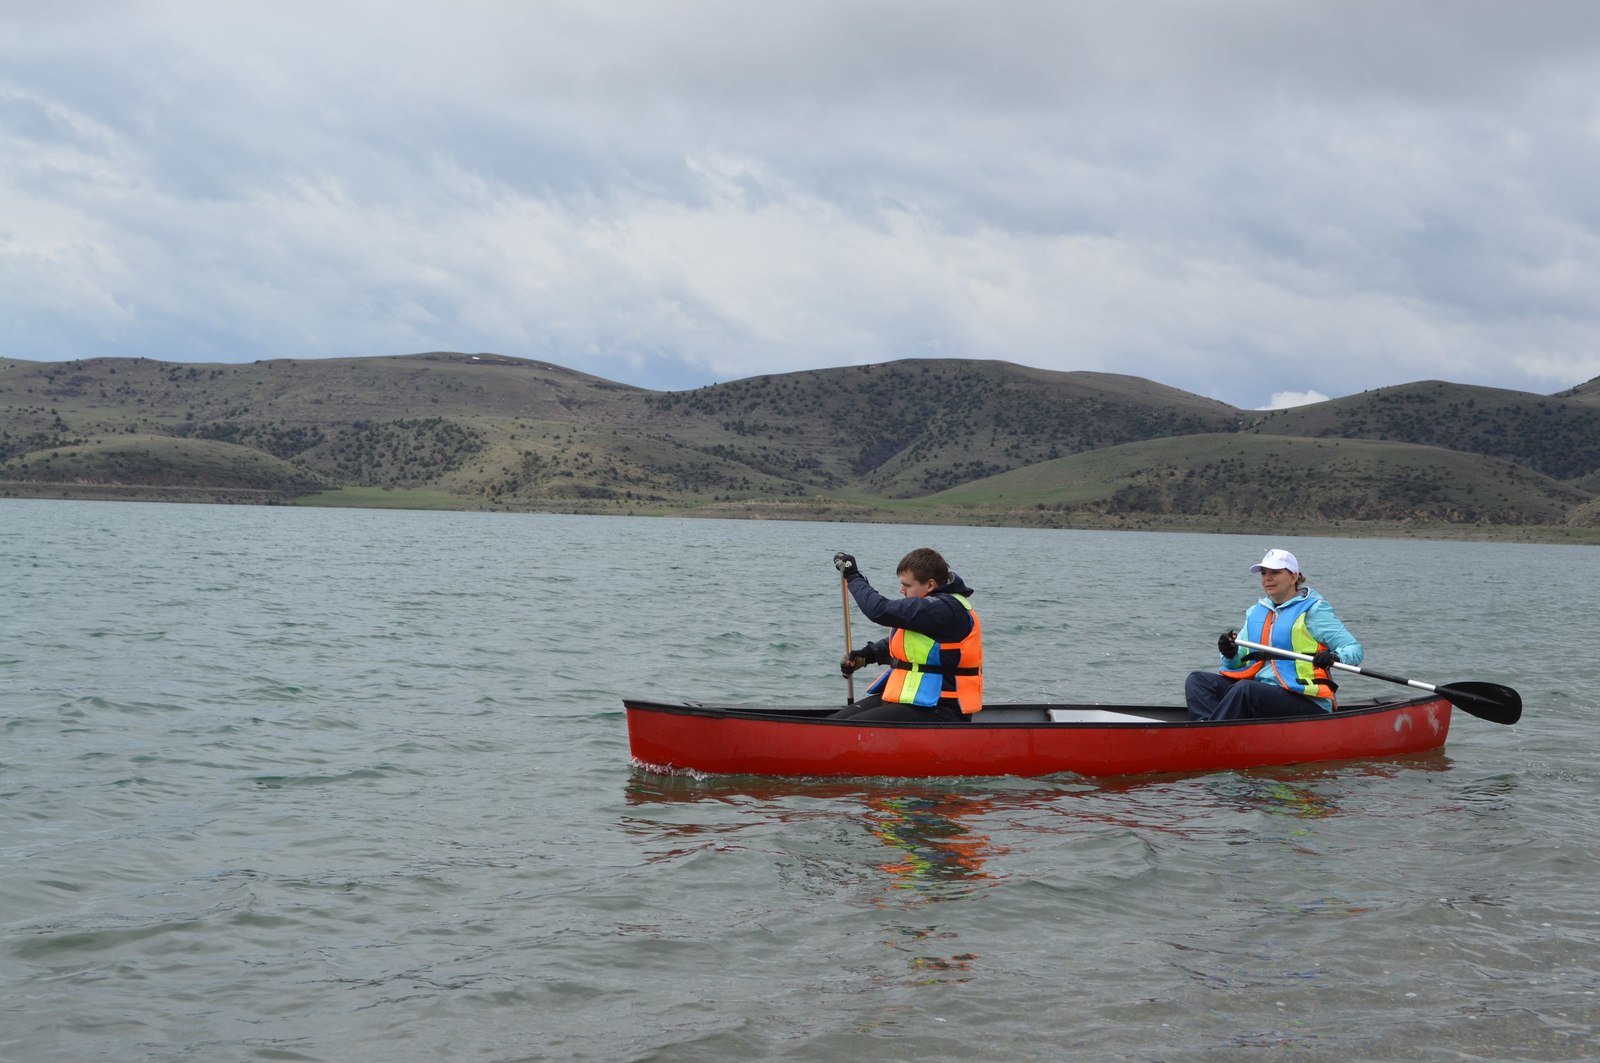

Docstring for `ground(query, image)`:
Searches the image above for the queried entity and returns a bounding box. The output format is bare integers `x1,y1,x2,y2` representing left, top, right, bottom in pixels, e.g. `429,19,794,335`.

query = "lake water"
2,498,1597,1061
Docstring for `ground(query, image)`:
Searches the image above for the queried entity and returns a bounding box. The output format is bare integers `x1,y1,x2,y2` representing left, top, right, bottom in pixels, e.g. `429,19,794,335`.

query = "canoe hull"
624,696,1453,779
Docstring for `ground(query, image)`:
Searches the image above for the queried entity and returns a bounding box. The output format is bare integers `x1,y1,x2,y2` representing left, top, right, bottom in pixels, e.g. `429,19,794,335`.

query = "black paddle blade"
1436,682,1522,725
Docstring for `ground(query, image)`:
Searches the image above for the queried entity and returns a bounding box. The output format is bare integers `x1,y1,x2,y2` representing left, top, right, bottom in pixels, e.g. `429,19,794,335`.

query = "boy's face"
898,569,938,598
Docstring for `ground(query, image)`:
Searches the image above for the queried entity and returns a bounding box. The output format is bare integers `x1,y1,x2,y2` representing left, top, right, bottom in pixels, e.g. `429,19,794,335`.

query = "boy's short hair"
897,547,950,586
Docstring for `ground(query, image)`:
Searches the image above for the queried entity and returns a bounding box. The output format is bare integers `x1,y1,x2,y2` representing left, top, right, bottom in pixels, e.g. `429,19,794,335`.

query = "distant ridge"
1248,380,1600,480
2,352,1597,542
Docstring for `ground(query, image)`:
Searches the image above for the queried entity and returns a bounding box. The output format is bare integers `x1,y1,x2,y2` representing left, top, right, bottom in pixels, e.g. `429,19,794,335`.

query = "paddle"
1235,637,1521,725
841,575,856,705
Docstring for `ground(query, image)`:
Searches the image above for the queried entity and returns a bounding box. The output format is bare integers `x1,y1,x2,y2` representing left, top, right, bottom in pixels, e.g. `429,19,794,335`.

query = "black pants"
829,695,972,723
1184,671,1328,721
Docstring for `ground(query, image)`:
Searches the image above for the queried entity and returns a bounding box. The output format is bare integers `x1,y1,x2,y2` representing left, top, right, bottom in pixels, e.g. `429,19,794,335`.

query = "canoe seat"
1046,708,1174,724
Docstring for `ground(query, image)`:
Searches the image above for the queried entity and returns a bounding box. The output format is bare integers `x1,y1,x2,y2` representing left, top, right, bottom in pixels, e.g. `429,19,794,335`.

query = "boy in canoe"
831,548,983,722
1186,548,1363,721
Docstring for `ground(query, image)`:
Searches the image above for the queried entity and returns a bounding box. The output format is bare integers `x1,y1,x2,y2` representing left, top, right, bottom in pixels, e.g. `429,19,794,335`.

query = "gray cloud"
3,0,1599,407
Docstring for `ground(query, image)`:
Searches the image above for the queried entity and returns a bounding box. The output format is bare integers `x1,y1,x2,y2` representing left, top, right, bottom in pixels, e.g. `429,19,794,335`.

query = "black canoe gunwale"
622,693,1440,728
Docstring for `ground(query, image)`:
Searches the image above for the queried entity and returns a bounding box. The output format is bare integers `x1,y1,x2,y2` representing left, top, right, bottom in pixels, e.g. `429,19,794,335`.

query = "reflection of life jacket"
869,795,992,883
1222,593,1336,701
872,595,984,714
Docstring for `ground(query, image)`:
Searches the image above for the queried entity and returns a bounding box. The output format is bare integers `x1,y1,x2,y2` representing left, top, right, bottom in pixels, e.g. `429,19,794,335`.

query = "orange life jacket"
874,594,984,714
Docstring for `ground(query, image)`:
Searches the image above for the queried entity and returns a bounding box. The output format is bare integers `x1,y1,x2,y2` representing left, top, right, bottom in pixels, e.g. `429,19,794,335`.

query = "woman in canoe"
831,547,983,722
1186,548,1363,721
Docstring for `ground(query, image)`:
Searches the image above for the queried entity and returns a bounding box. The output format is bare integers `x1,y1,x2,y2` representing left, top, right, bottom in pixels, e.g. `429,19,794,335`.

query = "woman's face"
1259,566,1299,604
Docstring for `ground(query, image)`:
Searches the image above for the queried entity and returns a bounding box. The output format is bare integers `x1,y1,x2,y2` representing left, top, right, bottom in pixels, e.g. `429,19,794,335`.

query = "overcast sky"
4,2,1599,410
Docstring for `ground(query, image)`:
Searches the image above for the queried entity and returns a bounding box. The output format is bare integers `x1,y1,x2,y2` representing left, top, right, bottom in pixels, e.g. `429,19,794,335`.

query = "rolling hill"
929,433,1591,529
3,352,1599,541
1247,380,1600,481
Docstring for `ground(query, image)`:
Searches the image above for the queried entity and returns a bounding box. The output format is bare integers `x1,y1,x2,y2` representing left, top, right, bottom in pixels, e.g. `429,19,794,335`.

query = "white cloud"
4,1,1600,407
1260,391,1331,411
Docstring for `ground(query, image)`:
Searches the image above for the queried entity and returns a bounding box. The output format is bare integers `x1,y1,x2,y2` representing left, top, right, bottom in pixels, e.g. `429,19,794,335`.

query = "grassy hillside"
1248,380,1600,481
3,352,1599,539
1555,375,1600,402
647,360,1243,496
0,352,645,424
929,433,1589,527
2,435,328,494
1,353,1243,506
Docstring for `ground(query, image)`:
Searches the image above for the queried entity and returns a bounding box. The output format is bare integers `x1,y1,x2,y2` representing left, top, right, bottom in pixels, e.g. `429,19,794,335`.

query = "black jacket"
845,571,977,663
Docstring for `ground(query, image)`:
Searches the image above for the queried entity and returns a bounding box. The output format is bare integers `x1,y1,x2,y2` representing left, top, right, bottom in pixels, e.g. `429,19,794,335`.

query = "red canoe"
624,694,1454,779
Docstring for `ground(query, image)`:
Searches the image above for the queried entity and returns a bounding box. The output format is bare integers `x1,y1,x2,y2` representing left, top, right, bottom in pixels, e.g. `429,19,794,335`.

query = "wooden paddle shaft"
841,576,855,704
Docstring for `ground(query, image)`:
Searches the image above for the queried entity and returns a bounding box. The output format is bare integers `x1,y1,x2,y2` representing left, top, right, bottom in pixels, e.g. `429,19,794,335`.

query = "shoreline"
6,482,1599,545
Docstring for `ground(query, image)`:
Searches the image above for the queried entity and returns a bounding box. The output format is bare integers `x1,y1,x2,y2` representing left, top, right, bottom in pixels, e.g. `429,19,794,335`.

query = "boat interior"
667,693,1429,726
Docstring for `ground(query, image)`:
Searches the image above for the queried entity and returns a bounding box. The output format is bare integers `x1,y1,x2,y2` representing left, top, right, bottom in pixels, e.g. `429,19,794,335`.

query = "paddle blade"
1437,682,1522,725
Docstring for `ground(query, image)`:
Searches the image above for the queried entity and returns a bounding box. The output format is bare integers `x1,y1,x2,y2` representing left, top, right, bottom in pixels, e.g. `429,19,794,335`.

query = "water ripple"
2,501,1598,1061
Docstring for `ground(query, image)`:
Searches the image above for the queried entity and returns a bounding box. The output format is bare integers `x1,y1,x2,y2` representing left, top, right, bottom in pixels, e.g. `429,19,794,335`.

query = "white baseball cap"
1250,548,1300,573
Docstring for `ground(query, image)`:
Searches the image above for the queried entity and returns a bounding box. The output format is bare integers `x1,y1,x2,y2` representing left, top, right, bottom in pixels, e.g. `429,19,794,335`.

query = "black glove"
833,552,860,580
840,644,876,675
1311,649,1338,671
1218,631,1239,658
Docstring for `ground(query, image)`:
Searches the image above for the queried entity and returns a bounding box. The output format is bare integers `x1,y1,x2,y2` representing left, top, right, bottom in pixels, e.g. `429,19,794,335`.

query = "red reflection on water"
620,753,1458,988
621,776,1021,904
619,750,1457,875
